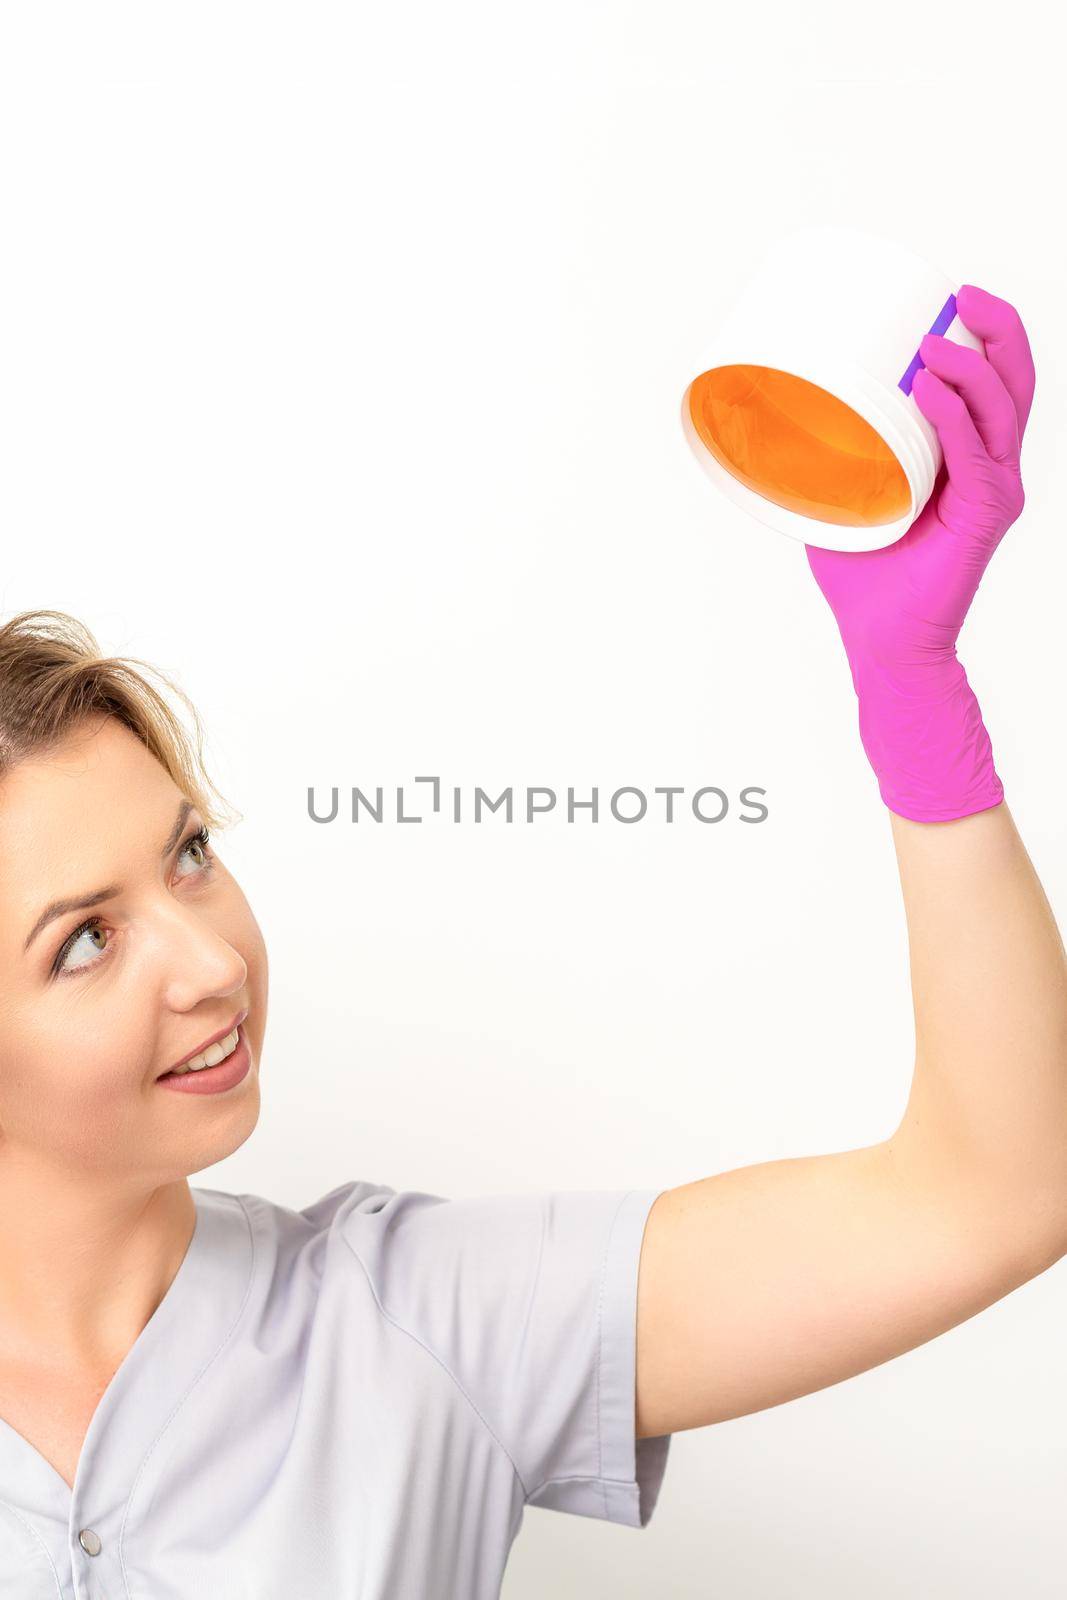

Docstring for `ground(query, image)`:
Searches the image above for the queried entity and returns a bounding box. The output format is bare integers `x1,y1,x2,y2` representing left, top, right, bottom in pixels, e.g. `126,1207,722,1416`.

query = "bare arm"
888,801,1067,1244
635,799,1067,1437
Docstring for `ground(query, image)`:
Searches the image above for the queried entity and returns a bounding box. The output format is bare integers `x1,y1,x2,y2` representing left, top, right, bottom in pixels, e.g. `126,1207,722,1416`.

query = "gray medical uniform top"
0,1179,672,1598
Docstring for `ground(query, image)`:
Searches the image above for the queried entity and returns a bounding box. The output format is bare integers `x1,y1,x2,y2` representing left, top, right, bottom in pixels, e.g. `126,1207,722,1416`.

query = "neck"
0,1157,195,1375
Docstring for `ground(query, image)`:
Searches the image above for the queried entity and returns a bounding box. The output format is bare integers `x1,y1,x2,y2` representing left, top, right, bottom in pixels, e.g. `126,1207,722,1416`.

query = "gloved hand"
805,284,1036,823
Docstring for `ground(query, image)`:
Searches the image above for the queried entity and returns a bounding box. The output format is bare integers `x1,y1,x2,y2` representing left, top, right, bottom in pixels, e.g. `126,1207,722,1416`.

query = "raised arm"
635,286,1067,1438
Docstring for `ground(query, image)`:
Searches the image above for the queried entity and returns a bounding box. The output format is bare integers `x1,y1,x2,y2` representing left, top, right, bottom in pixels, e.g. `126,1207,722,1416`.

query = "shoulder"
213,1180,559,1340
190,1177,404,1294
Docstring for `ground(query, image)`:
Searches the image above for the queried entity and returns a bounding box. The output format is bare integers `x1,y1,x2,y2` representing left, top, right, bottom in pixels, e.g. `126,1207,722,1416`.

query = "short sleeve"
338,1183,673,1528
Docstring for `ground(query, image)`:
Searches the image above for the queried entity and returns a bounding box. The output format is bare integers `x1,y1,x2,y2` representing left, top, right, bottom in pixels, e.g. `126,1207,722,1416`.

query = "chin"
181,1078,262,1177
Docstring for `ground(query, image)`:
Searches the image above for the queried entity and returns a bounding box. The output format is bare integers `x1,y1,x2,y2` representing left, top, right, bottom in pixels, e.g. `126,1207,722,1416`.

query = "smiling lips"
162,1007,249,1078
157,1024,253,1095
165,1026,242,1077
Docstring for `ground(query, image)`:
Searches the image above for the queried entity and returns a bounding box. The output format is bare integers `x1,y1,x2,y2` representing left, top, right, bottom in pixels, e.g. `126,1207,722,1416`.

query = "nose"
153,895,249,1015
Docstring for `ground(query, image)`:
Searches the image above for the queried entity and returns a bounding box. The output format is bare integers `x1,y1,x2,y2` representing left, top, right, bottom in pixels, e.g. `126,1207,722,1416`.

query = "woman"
0,284,1062,1598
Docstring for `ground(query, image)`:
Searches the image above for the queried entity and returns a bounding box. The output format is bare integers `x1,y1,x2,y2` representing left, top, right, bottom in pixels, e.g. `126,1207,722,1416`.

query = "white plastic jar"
681,223,984,552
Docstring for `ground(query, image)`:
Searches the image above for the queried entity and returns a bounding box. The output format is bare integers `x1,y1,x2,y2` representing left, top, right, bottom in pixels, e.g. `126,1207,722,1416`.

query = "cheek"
0,1012,157,1148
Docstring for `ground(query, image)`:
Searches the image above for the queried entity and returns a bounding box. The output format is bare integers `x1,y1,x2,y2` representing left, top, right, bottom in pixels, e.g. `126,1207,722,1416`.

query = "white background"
1,4,1064,1594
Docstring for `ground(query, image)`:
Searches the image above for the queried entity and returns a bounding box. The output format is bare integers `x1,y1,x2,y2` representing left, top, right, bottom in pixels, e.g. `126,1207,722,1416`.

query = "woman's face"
0,714,268,1186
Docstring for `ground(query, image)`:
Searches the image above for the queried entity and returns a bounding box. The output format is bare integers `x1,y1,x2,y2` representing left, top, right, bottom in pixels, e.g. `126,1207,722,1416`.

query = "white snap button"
78,1527,102,1556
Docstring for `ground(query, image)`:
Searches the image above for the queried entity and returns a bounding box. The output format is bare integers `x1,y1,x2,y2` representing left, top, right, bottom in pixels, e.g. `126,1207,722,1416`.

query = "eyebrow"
22,797,196,956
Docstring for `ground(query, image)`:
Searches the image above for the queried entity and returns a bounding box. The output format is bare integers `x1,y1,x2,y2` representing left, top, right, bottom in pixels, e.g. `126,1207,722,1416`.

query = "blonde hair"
0,609,239,831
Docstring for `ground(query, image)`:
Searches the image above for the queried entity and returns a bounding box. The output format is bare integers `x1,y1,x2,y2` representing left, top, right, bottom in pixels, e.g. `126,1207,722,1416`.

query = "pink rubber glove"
806,284,1036,823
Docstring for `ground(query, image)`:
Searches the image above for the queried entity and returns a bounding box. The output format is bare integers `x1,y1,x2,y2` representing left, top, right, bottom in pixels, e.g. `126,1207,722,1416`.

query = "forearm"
888,799,1067,1250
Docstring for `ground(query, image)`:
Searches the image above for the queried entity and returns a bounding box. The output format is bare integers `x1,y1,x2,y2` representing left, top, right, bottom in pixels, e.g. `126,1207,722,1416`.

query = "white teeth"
171,1027,240,1076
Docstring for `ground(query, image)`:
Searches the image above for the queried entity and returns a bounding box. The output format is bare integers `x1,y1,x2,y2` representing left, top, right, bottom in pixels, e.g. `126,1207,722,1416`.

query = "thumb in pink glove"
805,283,1036,823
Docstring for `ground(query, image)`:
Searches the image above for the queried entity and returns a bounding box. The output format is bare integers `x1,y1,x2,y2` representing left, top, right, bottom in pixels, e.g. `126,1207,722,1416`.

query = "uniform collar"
0,1185,254,1541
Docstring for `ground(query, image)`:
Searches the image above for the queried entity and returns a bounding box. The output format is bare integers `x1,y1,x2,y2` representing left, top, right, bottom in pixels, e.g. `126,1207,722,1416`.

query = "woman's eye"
58,922,110,976
53,826,215,977
175,828,214,878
